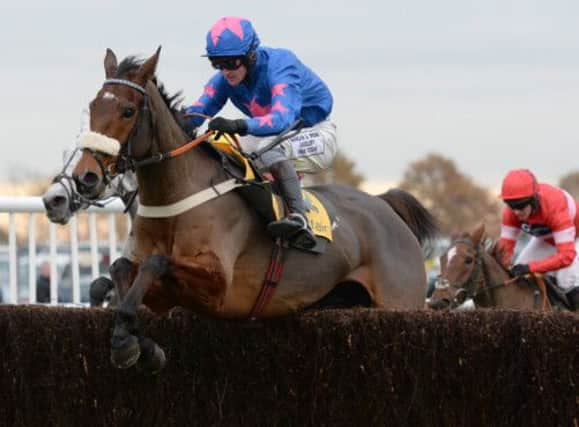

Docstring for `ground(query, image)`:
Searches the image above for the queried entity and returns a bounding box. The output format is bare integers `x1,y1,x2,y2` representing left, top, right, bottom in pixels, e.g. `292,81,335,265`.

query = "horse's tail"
377,188,439,250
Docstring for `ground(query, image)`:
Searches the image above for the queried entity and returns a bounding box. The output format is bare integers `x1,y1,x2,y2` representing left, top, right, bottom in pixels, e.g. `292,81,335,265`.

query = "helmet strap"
530,195,539,213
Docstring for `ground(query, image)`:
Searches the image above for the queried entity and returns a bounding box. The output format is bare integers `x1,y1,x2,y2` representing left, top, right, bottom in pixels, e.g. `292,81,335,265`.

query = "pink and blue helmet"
205,17,260,57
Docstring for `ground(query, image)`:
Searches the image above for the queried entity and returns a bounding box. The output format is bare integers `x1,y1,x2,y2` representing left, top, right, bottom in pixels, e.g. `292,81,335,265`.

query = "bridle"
79,78,211,183
434,238,510,308
52,148,114,211
98,78,151,178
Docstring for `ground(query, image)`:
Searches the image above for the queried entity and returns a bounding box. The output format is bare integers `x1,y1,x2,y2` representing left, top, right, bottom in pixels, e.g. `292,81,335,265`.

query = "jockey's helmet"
500,169,538,204
205,17,260,57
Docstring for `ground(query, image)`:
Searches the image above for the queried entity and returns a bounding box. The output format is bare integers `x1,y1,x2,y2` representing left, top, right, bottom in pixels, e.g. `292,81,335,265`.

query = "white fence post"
8,213,17,304
0,196,126,306
27,214,37,303
70,216,80,305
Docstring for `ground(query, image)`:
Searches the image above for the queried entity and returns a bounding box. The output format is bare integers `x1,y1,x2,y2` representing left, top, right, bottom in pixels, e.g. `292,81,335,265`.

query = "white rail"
0,196,128,306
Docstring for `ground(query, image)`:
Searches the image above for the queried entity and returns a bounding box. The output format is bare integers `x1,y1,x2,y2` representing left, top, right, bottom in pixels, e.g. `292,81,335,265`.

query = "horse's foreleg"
88,276,115,307
109,256,137,301
110,254,169,372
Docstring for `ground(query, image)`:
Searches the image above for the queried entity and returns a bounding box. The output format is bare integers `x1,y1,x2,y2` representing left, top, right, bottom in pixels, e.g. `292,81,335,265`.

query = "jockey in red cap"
498,168,579,309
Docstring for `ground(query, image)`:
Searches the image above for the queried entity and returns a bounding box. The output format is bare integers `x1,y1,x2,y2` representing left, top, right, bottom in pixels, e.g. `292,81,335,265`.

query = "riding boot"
565,286,579,311
267,160,316,248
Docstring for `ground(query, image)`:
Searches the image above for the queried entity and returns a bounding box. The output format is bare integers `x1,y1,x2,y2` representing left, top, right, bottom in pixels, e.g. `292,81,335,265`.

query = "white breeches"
515,237,579,290
239,118,338,173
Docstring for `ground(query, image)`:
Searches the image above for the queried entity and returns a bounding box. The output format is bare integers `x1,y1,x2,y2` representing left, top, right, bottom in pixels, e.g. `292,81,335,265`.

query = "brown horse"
426,224,568,311
72,47,438,374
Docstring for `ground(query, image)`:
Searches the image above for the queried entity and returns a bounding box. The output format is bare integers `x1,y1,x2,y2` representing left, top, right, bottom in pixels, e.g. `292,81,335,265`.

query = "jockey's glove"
177,108,198,138
209,117,248,138
510,263,531,277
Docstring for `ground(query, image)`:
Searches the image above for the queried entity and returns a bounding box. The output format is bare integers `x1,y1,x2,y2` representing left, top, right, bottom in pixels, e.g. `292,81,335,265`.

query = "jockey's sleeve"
497,238,516,267
529,200,577,273
499,208,521,266
245,58,300,136
184,74,229,127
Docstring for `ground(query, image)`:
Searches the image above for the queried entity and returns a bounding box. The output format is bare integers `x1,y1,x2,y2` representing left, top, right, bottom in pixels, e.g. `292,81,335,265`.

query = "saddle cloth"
210,134,334,253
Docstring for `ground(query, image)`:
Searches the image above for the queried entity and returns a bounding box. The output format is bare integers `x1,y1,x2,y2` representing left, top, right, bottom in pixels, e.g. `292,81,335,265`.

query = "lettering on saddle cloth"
271,190,333,241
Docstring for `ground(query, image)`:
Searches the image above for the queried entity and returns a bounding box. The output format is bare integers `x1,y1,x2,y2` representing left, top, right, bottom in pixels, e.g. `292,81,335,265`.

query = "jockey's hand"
183,121,198,139
510,263,531,277
178,108,198,138
208,117,248,138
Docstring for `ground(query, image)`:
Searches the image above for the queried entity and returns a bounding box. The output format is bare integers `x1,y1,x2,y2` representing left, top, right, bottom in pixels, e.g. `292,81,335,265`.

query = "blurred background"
2,0,579,301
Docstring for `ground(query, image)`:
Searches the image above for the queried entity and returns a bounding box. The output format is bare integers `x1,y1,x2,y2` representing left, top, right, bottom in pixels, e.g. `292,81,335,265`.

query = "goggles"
209,56,243,71
504,197,534,210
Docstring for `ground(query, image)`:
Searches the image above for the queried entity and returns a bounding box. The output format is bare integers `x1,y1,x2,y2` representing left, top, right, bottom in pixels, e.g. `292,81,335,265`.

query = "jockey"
184,16,337,249
498,168,579,309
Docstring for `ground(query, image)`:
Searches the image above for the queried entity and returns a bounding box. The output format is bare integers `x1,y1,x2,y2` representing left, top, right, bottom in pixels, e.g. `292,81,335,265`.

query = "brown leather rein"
96,78,287,319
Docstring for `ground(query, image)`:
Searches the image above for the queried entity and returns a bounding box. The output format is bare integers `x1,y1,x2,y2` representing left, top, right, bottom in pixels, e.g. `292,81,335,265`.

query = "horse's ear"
136,46,161,86
104,48,118,78
471,223,486,245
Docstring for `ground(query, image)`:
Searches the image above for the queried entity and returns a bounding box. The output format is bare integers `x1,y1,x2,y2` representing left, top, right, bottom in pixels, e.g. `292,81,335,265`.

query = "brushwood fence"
0,306,577,427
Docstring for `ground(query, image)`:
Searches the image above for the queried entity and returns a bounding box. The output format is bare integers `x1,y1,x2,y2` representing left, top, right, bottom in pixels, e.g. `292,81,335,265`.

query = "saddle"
208,134,335,254
519,273,575,311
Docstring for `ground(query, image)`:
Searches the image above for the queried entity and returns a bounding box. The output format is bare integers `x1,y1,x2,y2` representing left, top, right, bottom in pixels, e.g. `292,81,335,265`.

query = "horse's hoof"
136,338,166,375
110,335,140,369
89,277,114,307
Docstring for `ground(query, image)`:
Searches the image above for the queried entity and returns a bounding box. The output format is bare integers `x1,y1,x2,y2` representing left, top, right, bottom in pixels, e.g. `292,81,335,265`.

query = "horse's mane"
482,236,510,274
116,56,186,129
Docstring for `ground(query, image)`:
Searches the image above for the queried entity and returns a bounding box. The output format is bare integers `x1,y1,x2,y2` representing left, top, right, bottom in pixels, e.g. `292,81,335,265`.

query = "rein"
99,78,212,172
78,78,215,183
129,130,213,169
87,77,293,318
437,239,510,306
438,239,551,310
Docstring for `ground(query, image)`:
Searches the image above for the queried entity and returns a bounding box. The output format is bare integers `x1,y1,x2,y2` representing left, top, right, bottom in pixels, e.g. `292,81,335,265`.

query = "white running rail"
0,196,128,306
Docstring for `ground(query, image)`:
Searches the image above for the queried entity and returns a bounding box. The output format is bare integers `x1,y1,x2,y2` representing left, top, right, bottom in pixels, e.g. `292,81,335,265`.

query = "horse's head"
43,164,139,224
426,224,487,310
43,176,81,224
72,47,161,200
43,148,87,224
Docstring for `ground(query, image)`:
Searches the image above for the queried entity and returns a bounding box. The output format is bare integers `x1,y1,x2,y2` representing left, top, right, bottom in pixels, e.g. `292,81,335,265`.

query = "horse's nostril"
51,195,67,208
43,195,66,210
80,172,99,188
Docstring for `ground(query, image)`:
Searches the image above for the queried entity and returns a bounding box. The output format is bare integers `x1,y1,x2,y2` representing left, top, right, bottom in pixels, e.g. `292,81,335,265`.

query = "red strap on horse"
248,238,285,320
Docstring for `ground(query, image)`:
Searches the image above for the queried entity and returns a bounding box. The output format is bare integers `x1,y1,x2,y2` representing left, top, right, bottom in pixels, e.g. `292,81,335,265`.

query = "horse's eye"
122,107,135,119
465,256,474,265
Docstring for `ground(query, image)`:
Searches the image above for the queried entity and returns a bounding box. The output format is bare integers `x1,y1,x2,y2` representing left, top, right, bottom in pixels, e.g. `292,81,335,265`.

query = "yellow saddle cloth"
210,134,333,244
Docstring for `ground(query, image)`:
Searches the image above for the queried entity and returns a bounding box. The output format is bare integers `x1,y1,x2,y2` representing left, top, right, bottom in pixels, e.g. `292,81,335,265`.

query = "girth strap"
248,238,285,320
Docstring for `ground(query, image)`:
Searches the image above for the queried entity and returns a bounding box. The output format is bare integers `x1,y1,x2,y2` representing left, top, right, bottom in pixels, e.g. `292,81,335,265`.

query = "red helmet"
500,169,538,200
